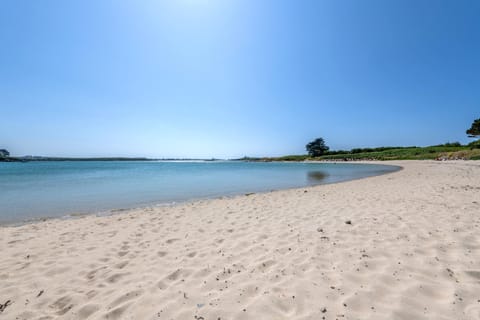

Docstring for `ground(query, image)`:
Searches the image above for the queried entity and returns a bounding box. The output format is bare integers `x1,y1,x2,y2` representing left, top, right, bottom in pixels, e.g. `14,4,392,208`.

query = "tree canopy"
466,118,480,138
0,149,10,158
306,138,329,157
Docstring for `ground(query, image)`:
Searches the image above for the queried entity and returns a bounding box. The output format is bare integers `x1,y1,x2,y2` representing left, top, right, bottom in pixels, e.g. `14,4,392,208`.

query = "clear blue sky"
1,0,479,158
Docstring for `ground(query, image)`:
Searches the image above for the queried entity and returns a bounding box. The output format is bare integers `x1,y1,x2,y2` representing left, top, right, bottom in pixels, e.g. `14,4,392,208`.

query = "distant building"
0,149,10,158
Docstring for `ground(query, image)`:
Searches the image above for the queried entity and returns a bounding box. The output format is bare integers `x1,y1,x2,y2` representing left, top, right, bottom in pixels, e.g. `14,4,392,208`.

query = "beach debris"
345,220,352,225
37,290,44,298
245,193,255,196
446,268,454,277
446,268,460,283
316,227,323,232
196,303,205,308
0,300,11,313
321,307,327,313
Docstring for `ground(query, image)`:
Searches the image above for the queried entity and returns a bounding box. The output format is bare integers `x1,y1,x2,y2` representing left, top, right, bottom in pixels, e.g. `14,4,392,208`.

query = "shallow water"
0,161,399,223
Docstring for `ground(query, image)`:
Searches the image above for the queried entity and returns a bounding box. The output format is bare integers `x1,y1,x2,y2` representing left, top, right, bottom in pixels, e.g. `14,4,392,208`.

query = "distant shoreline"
1,140,479,162
0,157,224,162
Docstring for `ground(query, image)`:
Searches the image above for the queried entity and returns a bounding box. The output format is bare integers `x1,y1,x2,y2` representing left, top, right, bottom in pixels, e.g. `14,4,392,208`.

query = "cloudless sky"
1,0,479,158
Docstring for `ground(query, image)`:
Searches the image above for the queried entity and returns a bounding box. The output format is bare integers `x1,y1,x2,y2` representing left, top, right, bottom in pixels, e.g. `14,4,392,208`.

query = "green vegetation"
0,149,9,158
466,118,480,138
318,144,480,161
468,139,480,149
255,120,480,161
306,138,329,157
270,155,311,161
239,142,480,162
0,149,19,162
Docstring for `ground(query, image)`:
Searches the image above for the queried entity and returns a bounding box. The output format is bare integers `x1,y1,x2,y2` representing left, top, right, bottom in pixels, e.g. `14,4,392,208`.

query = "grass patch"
241,142,480,162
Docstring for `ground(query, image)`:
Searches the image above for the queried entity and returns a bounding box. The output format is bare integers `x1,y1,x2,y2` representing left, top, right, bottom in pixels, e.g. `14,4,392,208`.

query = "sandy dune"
1,161,480,320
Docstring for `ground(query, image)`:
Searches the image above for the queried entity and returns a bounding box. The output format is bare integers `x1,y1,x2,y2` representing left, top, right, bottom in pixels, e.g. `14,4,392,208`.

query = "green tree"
0,149,9,158
306,138,329,157
466,118,480,138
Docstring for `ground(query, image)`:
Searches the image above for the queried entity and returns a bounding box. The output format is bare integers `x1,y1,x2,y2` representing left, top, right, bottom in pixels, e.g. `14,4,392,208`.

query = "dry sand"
1,160,480,320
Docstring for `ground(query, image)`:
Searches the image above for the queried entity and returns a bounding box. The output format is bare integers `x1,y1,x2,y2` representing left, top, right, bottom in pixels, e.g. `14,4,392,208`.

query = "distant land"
0,156,150,162
1,140,479,163
0,156,225,162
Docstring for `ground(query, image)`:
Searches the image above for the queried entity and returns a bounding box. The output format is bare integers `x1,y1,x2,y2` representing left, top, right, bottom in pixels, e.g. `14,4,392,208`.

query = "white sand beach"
1,160,480,320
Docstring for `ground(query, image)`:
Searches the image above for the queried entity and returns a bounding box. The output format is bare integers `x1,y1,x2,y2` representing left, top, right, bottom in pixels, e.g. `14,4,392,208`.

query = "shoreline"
2,160,479,319
0,162,402,227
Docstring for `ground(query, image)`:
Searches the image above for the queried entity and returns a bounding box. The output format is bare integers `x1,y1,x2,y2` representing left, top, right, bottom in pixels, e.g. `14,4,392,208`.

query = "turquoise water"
0,161,399,223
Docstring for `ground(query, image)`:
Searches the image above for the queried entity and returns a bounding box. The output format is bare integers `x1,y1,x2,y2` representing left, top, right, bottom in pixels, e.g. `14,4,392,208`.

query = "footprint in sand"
165,268,192,282
103,303,131,319
77,304,100,319
51,296,74,316
465,270,480,280
117,251,129,257
106,273,129,284
115,261,129,269
157,251,168,257
108,289,144,309
258,260,276,271
157,280,168,290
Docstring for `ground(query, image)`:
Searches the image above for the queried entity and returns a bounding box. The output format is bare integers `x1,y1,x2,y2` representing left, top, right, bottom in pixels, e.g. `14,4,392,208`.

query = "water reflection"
307,171,328,183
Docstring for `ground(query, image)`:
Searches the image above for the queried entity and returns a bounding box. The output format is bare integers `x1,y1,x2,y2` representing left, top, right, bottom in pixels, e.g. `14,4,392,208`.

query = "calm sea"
0,161,399,223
